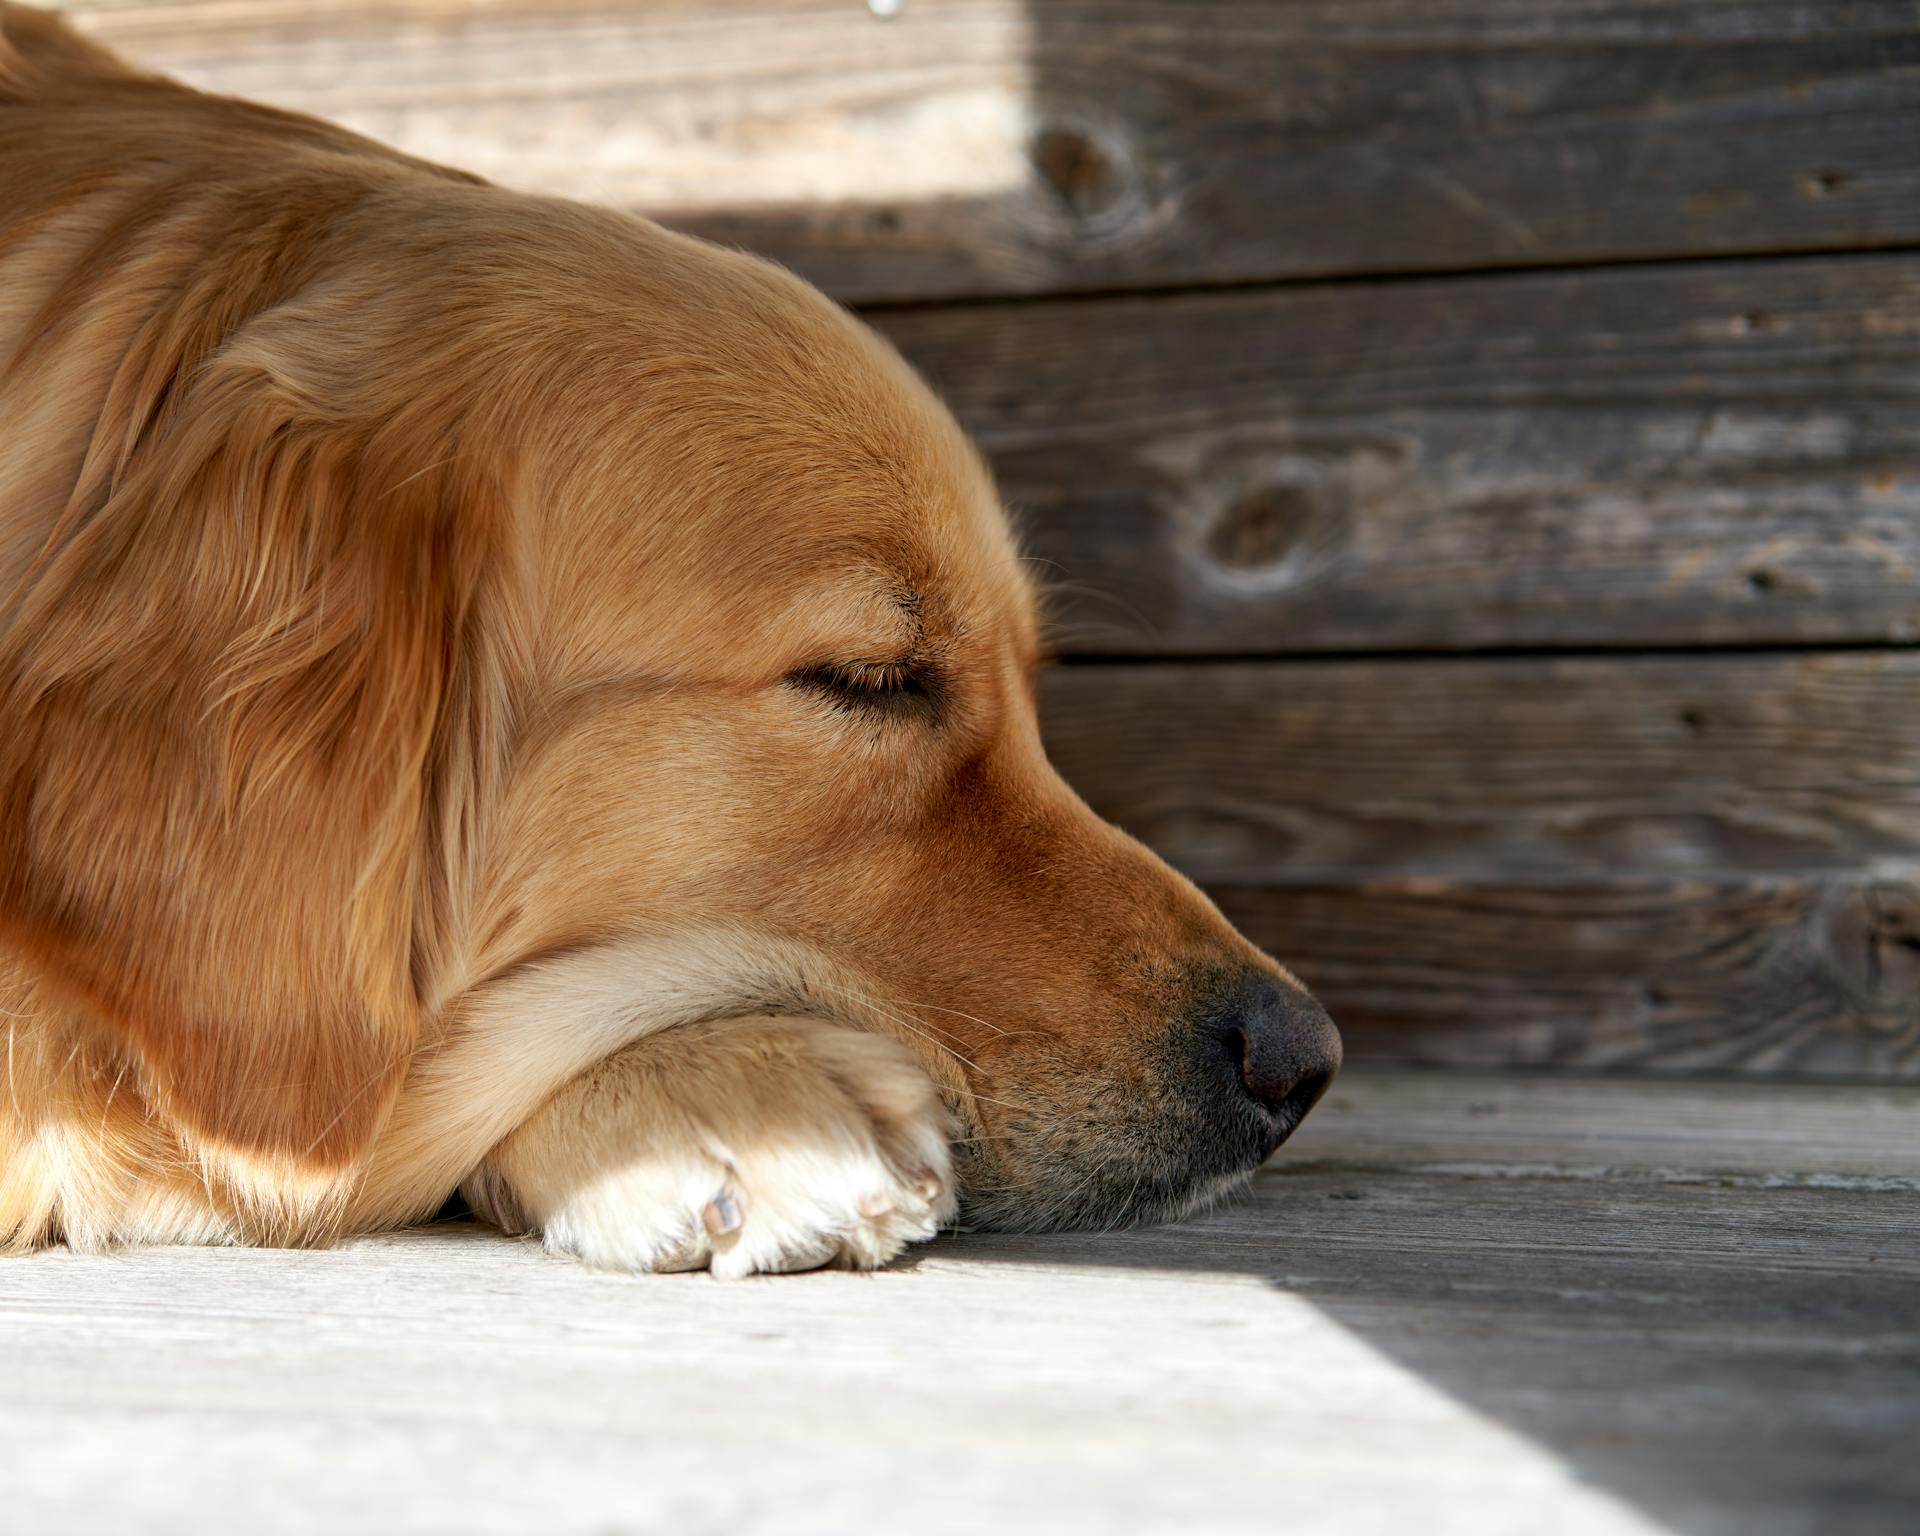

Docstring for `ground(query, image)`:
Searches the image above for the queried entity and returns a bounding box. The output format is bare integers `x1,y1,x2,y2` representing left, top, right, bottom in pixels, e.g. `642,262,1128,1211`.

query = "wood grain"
1213,881,1920,1078
1041,653,1920,884
1041,653,1920,1076
54,9,1920,652
1284,1066,1920,1182
876,255,1920,653
65,1,1920,302
4,1071,1916,1536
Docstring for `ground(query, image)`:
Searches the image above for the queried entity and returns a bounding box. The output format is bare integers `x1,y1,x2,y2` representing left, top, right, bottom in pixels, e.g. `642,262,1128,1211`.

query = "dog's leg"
460,1017,956,1276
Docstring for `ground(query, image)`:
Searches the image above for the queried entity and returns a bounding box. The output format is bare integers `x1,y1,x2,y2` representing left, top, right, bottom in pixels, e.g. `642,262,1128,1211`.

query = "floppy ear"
0,3,134,99
0,341,494,1192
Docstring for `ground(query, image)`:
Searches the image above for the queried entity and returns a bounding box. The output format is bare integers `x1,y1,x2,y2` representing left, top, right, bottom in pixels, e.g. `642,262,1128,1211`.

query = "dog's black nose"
1214,974,1341,1148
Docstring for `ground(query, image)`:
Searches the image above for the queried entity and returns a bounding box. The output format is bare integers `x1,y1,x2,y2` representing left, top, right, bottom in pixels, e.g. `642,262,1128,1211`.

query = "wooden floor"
4,1070,1914,1536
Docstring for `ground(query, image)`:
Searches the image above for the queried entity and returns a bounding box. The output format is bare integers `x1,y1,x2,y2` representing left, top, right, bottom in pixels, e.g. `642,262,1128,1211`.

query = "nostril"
1268,1068,1333,1134
1221,1022,1255,1083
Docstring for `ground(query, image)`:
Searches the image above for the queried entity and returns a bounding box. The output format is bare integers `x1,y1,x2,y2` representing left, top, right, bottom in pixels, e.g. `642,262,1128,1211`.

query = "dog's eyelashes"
787,660,940,719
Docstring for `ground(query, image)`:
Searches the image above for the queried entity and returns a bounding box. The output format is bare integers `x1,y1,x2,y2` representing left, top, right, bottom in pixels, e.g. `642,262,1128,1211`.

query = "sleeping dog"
0,3,1339,1274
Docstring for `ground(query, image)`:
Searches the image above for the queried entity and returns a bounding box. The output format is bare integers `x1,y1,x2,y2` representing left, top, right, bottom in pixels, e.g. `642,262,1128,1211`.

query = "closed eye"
787,659,942,719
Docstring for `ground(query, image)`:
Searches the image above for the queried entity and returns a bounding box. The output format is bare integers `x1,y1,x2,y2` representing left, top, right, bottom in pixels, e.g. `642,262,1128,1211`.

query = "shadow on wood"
6,1072,1914,1535
924,1071,1920,1536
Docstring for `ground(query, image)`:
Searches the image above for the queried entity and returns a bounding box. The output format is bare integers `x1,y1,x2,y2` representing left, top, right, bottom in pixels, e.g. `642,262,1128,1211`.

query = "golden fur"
0,5,1337,1272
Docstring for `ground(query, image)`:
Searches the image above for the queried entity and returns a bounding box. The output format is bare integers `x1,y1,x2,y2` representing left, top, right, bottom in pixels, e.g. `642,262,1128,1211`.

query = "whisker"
800,978,992,1077
954,1090,1029,1114
1036,581,1157,644
789,978,1050,1126
893,997,1015,1039
804,976,1032,1044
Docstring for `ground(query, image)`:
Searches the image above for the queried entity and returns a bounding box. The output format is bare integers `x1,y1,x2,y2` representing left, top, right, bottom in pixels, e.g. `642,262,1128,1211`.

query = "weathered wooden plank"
1040,653,1920,1077
4,1072,1916,1536
50,11,1920,650
876,256,1920,653
64,1,1920,302
1211,881,1920,1078
1286,1067,1920,1183
1041,652,1920,884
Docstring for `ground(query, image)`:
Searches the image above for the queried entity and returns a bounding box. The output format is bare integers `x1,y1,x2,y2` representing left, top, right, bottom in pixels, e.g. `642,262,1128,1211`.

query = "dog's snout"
1216,975,1342,1147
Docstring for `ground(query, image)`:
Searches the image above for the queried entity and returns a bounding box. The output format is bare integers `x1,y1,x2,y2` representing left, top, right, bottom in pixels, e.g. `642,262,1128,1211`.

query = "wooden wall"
67,1,1920,1078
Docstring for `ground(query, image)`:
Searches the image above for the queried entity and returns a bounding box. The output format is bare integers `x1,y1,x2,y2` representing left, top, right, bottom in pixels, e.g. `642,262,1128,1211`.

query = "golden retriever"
0,4,1339,1274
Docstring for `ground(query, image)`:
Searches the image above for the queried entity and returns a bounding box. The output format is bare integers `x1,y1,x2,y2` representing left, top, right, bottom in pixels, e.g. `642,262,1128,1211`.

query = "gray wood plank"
3,1071,1914,1536
1285,1066,1920,1183
1041,652,1920,885
877,256,1920,652
1039,653,1920,1077
1212,880,1920,1078
65,1,1920,302
51,12,1920,650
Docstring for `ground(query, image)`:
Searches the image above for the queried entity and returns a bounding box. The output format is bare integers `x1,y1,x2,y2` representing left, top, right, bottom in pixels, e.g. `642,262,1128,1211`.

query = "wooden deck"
6,1069,1914,1535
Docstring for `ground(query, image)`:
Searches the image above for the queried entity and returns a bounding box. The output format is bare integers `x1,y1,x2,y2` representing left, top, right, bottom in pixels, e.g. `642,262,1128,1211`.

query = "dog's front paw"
462,1017,955,1277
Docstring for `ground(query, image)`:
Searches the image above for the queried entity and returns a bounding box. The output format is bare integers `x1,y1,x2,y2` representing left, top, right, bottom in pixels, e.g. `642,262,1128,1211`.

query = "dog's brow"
844,583,928,656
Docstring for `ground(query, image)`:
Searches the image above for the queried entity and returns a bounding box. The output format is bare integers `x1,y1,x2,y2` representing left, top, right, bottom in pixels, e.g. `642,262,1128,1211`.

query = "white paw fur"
461,1016,955,1277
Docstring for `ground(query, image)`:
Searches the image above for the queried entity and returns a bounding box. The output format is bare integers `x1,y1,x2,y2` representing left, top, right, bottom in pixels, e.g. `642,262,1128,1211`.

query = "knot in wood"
1027,119,1152,242
1208,482,1321,571
1819,883,1920,1029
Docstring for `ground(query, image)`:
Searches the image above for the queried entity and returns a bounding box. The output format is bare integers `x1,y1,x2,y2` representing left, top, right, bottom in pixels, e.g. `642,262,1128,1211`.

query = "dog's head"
402,193,1342,1228
1,161,1337,1230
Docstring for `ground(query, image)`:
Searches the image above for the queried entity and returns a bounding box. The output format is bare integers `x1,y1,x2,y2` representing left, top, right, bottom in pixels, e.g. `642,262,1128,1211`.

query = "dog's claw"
465,1167,528,1236
910,1169,943,1203
857,1190,895,1218
702,1192,743,1237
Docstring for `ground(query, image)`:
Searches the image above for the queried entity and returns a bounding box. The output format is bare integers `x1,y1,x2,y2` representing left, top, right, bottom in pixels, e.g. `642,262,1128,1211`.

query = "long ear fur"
0,4,134,100
0,332,495,1207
